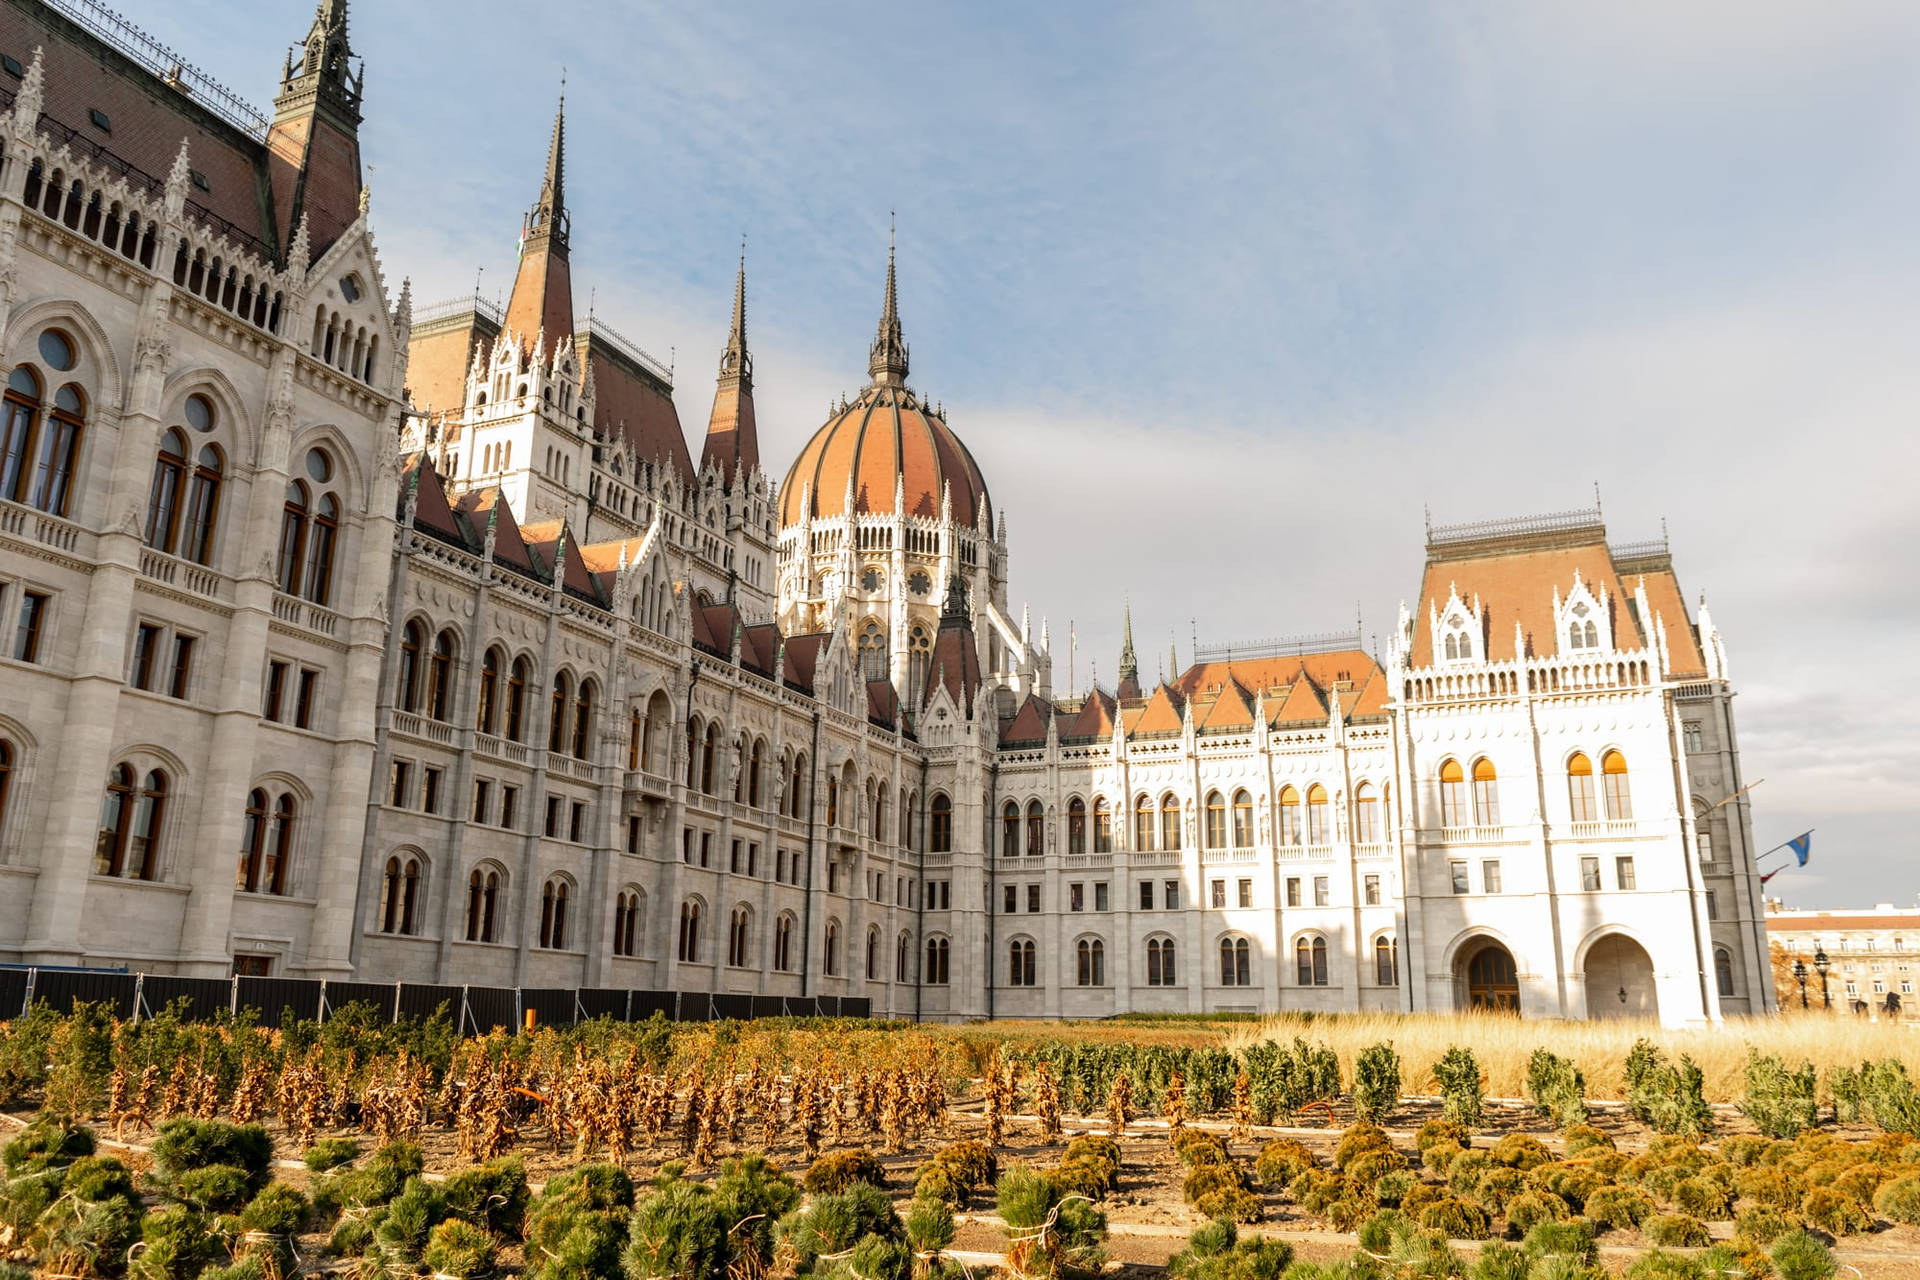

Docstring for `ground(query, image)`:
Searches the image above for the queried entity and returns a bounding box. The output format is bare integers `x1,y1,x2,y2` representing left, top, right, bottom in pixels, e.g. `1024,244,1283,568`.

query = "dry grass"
1225,1012,1920,1103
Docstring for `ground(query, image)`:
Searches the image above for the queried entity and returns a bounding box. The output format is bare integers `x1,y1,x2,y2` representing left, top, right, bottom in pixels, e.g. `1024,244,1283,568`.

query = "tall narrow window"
396,622,423,711
1278,786,1301,845
302,493,338,606
572,680,593,759
428,630,455,721
865,926,879,980
1220,936,1251,986
1306,784,1329,844
1231,789,1253,847
30,383,84,515
1296,935,1329,986
548,673,571,753
0,366,42,505
1134,795,1154,851
611,890,639,956
1147,938,1176,986
702,725,718,796
506,658,529,740
1439,760,1467,826
1205,791,1226,849
775,914,793,971
467,869,500,942
1375,935,1398,986
1471,758,1500,825
477,649,500,735
1567,753,1596,822
379,855,422,934
1093,798,1112,853
824,921,840,976
0,741,11,837
96,765,166,880
276,480,309,595
1027,800,1045,856
13,591,47,663
1009,939,1036,986
1067,798,1086,856
1354,783,1379,843
169,627,197,694
925,936,949,984
1161,793,1182,850
1002,801,1020,857
748,739,763,806
539,878,569,949
1601,751,1632,819
930,793,952,853
678,900,702,962
1714,947,1735,998
145,428,187,552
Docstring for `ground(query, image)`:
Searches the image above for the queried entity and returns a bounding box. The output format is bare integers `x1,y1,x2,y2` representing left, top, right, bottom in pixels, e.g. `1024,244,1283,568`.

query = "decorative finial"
867,214,909,384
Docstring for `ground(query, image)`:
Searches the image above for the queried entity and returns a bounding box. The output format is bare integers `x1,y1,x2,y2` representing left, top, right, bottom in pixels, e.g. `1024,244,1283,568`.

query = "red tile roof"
779,383,990,527
1000,694,1054,745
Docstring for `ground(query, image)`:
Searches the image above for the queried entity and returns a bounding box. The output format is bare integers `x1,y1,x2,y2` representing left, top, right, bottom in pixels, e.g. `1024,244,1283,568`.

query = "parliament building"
0,0,1772,1023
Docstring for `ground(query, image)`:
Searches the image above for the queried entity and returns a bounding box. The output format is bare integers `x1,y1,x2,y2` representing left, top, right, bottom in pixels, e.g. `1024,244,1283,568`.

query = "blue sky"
139,1,1918,908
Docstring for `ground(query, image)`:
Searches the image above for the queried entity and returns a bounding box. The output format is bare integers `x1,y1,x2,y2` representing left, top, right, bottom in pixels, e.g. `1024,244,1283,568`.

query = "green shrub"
129,1204,217,1280
996,1166,1105,1279
1255,1138,1315,1187
303,1136,361,1172
1417,1120,1471,1154
804,1148,886,1195
1419,1194,1491,1239
177,1164,255,1212
425,1217,498,1277
1799,1186,1871,1236
2,1117,94,1173
1526,1049,1590,1129
1770,1229,1837,1280
1622,1249,1702,1280
529,1214,628,1280
1423,1139,1466,1175
1735,1204,1798,1245
1742,1052,1819,1140
26,1155,142,1279
821,1235,913,1280
1400,1181,1448,1222
1830,1065,1866,1125
1673,1175,1734,1221
1472,1166,1526,1214
1448,1149,1494,1195
624,1176,733,1280
149,1118,272,1197
1433,1047,1485,1129
374,1176,448,1267
1184,1162,1249,1205
1626,1042,1714,1138
714,1154,801,1268
1195,1187,1264,1224
905,1195,956,1256
1737,1167,1807,1209
1334,1123,1393,1170
1521,1218,1596,1266
1530,1163,1603,1212
1585,1184,1652,1231
1374,1170,1415,1209
1718,1136,1771,1168
524,1163,634,1280
780,1181,902,1272
1470,1240,1531,1280
232,1182,308,1276
441,1156,529,1240
1490,1134,1551,1171
1346,1148,1408,1187
1558,1124,1614,1157
1291,1169,1347,1215
1502,1191,1567,1235
1352,1044,1402,1124
1169,1215,1295,1280
934,1140,996,1188
1644,1213,1710,1248
1177,1129,1232,1168
1875,1172,1920,1224
1054,1133,1122,1200
199,1260,269,1280
1239,1035,1342,1123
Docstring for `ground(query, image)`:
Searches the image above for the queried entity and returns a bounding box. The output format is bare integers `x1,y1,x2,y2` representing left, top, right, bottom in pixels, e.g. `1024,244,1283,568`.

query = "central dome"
779,382,992,528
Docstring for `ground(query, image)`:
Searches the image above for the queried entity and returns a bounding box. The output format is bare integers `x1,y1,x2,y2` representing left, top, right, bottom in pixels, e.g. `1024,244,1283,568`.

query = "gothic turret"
867,223,910,386
700,249,759,489
1117,600,1140,699
266,0,364,259
503,94,575,352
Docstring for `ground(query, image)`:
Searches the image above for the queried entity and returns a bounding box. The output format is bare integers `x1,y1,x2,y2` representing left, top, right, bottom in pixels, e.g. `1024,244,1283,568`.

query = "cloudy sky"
145,1,1916,908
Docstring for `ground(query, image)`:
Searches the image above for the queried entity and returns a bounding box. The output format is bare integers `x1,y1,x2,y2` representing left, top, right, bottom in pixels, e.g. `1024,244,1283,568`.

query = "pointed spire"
719,239,749,383
941,572,970,626
164,138,192,221
539,84,566,233
286,211,311,279
867,215,910,385
1117,599,1140,698
10,47,43,137
702,242,759,489
502,87,575,345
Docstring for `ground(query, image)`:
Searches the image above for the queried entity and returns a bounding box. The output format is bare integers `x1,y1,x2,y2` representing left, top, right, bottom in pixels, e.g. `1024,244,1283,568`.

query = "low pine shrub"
1254,1138,1314,1187
149,1118,273,1204
714,1154,801,1270
1770,1228,1837,1280
1183,1162,1248,1206
1737,1167,1807,1209
131,1204,217,1280
1831,1163,1887,1204
1645,1213,1710,1248
1875,1172,1920,1224
2,1118,94,1173
1373,1170,1415,1208
804,1149,886,1195
1433,1047,1485,1130
1799,1187,1872,1236
235,1182,309,1275
904,1195,956,1257
26,1154,142,1279
1239,1036,1342,1124
1356,1210,1407,1255
1521,1218,1596,1266
1417,1120,1471,1154
372,1176,448,1269
1195,1187,1264,1224
1530,1162,1604,1211
1622,1249,1703,1280
1472,1166,1526,1214
1352,1044,1402,1125
1735,1204,1799,1245
523,1163,635,1280
424,1218,497,1278
1585,1184,1653,1231
1334,1122,1393,1171
1470,1240,1532,1280
1291,1170,1347,1215
1718,1136,1771,1168
1627,1042,1714,1139
1562,1124,1613,1158
1176,1130,1232,1169
1502,1191,1568,1235
1448,1149,1494,1195
916,1140,997,1207
1345,1148,1407,1186
996,1165,1106,1279
1400,1180,1448,1221
779,1181,902,1273
1490,1134,1551,1171
1526,1049,1590,1129
1167,1215,1293,1280
1742,1052,1819,1140
624,1176,734,1280
1052,1133,1122,1200
1423,1139,1466,1175
1418,1194,1492,1240
1673,1175,1734,1221
302,1136,360,1172
443,1156,529,1240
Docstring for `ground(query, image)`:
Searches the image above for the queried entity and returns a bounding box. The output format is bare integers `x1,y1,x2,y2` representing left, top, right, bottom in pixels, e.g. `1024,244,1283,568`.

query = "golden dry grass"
1224,1011,1920,1102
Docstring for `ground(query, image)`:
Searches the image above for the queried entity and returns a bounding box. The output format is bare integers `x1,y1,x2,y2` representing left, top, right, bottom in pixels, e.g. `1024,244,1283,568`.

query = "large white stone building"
0,0,1772,1023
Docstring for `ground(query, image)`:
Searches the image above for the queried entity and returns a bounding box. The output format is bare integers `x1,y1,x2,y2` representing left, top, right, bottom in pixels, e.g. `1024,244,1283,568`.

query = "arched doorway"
1584,933,1658,1020
1459,941,1520,1013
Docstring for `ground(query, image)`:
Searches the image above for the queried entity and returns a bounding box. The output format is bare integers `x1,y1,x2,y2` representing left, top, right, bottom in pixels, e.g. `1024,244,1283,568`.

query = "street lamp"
1814,949,1832,1010
1793,958,1808,1010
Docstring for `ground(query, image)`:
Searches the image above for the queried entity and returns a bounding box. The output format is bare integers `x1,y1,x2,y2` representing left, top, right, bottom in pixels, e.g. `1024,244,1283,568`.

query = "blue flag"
1789,832,1812,866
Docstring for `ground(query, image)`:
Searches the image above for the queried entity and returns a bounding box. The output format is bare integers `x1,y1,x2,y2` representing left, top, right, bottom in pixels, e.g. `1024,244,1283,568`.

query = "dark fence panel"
0,969,27,1018
142,975,234,1022
323,981,397,1021
397,984,463,1023
675,991,711,1022
520,988,574,1030
750,995,787,1020
32,970,136,1018
576,989,629,1022
711,993,753,1021
629,989,676,1021
236,977,319,1027
841,998,871,1019
463,986,517,1033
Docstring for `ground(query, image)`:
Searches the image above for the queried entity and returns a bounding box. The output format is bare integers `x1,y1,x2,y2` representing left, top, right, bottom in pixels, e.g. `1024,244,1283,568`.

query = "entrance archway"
1584,933,1658,1020
1458,941,1520,1013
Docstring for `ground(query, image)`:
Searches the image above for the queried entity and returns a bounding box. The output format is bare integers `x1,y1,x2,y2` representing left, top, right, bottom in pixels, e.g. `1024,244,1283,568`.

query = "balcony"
1203,846,1259,864
547,753,594,784
271,593,338,637
624,768,671,801
1434,825,1510,845
474,733,532,766
1567,819,1640,840
1063,853,1113,870
1276,843,1337,861
1130,848,1184,865
1354,843,1393,862
0,499,83,555
138,548,223,600
390,710,455,746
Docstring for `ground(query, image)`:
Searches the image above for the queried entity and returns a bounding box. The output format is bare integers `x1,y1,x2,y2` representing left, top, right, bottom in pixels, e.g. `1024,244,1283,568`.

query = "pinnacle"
867,216,909,384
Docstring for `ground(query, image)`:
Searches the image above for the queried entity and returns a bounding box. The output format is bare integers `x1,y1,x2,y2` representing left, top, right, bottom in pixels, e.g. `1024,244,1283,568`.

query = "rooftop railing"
46,0,271,140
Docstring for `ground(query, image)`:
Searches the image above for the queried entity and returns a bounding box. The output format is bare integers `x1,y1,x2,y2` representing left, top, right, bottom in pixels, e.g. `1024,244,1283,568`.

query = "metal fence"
3,968,869,1032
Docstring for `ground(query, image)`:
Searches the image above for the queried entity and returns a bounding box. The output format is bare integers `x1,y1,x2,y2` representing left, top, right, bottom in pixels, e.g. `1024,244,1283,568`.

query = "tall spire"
267,0,364,260
867,215,909,385
1118,599,1140,699
702,242,759,488
503,87,576,351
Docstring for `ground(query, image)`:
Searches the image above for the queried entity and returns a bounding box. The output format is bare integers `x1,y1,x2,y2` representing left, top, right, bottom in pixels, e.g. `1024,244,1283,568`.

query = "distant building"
1767,901,1918,1014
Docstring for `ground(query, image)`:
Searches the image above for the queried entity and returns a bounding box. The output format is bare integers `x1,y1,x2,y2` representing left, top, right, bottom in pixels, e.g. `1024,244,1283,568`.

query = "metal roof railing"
1195,630,1364,663
583,315,673,386
1427,505,1604,548
46,0,271,140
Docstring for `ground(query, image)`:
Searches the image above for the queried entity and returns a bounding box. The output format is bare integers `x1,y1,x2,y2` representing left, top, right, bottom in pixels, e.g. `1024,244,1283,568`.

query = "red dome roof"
779,383,991,528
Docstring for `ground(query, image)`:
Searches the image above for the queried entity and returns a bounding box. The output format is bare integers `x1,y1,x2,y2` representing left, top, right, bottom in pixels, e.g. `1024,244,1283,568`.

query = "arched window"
678,899,702,962
95,764,165,880
748,740,763,807
0,366,43,507
467,868,501,943
379,854,421,934
1134,795,1154,852
908,624,931,704
1204,790,1226,849
548,672,571,753
685,717,700,788
237,789,294,896
1306,784,1329,844
572,680,594,759
539,878,569,949
824,920,841,976
896,932,911,982
302,492,338,606
179,442,222,566
506,657,530,741
729,907,753,967
1566,753,1596,822
1472,758,1500,825
1220,936,1251,987
930,793,952,853
1375,935,1399,986
873,783,887,842
1147,937,1176,986
1093,798,1112,853
1601,750,1632,820
789,753,808,819
276,480,309,595
477,650,502,735
1076,938,1106,986
1008,938,1036,986
1439,760,1467,827
396,622,424,711
1161,793,1182,850
0,741,11,836
702,725,718,795
1067,797,1087,856
774,913,795,971
858,619,886,682
612,889,642,957
902,791,917,851
924,936,949,984
1027,800,1045,856
24,381,84,515
428,630,456,722
1001,800,1020,857
827,777,839,826
866,925,880,980
1296,935,1329,986
1278,786,1301,845
1354,783,1379,844
1714,947,1735,999
144,428,188,553
1231,789,1253,847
